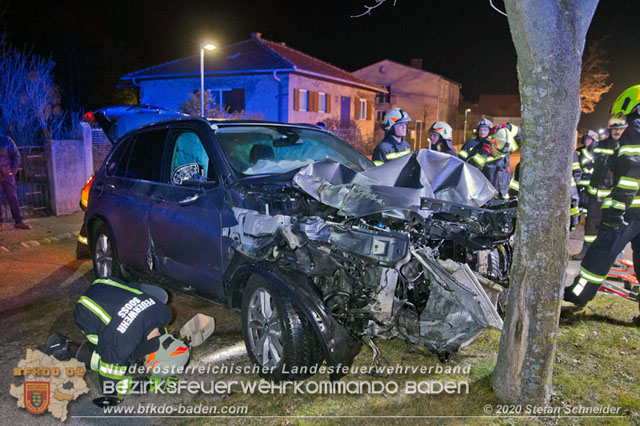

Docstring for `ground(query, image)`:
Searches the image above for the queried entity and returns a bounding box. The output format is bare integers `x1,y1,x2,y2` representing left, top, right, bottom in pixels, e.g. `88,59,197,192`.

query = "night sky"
3,0,638,131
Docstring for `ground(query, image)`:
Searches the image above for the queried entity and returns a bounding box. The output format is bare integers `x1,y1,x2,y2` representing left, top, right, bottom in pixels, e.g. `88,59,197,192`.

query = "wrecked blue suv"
81,106,515,380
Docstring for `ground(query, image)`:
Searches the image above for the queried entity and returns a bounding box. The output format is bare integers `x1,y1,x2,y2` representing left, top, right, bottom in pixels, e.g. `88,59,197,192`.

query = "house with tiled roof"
121,33,386,142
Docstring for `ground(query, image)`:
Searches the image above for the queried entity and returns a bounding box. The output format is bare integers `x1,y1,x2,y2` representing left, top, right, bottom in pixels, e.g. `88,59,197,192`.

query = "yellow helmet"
610,84,640,119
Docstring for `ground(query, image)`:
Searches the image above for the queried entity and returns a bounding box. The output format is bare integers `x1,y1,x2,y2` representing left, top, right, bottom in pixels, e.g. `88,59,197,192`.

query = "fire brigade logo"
24,382,50,414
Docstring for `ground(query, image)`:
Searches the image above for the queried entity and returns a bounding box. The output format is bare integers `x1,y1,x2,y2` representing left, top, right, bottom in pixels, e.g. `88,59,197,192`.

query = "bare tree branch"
351,0,396,18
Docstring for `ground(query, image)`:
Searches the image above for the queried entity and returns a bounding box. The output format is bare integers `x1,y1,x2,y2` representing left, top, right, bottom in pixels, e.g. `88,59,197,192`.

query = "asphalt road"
1,238,245,425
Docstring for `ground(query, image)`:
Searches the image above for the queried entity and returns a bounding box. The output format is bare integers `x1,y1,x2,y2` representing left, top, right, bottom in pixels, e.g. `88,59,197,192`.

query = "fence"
0,146,50,221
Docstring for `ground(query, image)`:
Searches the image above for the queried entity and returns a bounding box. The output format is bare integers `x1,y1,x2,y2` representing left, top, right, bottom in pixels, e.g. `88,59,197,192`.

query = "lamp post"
200,42,217,117
463,108,471,141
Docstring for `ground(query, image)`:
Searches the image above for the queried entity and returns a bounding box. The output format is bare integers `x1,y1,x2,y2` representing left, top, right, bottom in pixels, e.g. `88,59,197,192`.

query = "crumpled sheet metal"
293,150,497,218
399,247,503,354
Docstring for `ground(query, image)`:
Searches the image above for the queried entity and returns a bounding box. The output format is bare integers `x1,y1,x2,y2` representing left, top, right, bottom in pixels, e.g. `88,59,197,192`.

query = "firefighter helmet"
584,130,599,141
610,84,640,118
477,118,493,130
428,121,452,140
608,117,628,129
489,126,514,154
144,334,190,378
382,108,411,131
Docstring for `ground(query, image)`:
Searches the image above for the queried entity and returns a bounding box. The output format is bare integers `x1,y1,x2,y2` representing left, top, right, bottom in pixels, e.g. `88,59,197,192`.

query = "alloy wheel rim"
95,234,113,278
247,287,283,368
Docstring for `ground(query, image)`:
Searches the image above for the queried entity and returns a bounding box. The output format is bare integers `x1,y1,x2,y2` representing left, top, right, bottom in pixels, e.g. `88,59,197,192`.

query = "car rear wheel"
92,222,122,279
241,275,320,380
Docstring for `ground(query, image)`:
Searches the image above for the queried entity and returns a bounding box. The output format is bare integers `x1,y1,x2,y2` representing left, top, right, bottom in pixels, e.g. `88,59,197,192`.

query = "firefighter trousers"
583,195,603,244
565,220,640,306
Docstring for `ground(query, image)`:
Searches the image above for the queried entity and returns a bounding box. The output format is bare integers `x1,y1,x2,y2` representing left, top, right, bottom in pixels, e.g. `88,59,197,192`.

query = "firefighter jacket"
75,278,171,395
577,144,595,188
509,162,580,228
572,150,584,189
372,134,411,166
587,136,618,201
602,115,640,226
463,140,511,197
0,135,20,178
458,137,484,161
431,138,457,156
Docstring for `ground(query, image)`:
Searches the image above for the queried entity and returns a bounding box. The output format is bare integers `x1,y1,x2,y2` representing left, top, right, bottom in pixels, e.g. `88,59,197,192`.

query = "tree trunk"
491,0,599,405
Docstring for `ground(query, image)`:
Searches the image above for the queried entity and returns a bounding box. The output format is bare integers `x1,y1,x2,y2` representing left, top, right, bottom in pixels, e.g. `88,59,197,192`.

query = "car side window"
110,136,135,177
168,130,216,185
125,129,167,182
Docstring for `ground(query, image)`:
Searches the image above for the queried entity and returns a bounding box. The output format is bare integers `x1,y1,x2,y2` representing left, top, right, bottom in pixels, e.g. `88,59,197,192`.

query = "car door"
91,129,167,269
147,125,225,299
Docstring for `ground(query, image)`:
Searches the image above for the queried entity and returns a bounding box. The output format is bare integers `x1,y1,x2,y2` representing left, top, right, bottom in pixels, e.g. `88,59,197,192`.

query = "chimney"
251,32,262,40
410,58,423,69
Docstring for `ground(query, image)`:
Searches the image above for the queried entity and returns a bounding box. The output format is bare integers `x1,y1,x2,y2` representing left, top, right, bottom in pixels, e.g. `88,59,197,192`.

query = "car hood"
293,149,498,219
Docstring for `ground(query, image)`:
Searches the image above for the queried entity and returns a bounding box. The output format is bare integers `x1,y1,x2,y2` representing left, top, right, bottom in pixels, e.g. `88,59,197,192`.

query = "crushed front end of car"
223,149,516,378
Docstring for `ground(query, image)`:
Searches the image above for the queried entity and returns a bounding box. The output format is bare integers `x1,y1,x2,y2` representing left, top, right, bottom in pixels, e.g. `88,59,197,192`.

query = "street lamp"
463,108,471,141
200,42,217,117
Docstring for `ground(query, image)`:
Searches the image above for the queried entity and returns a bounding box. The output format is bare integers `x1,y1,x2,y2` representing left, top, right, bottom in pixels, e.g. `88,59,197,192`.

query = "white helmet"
382,108,411,132
490,127,514,154
428,121,452,140
608,117,628,129
144,334,190,378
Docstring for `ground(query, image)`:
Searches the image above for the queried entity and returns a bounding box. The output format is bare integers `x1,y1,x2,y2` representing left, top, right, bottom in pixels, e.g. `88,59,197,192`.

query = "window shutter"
354,98,360,120
310,91,318,112
294,88,300,111
231,88,245,112
326,94,331,113
367,100,373,120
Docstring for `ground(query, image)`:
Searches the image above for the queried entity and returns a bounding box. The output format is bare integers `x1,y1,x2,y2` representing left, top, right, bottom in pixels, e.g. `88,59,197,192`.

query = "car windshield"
215,125,373,175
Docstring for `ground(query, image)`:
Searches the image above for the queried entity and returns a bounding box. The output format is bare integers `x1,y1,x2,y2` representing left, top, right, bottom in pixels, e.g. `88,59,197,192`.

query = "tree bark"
491,0,599,405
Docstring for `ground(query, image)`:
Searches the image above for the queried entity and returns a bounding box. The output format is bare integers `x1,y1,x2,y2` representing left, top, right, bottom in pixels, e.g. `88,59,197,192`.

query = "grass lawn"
181,292,639,425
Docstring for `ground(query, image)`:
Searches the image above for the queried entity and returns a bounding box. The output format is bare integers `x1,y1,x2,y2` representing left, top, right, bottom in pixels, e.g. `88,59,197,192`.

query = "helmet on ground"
477,118,493,130
610,84,640,119
489,126,514,154
382,108,411,131
608,117,628,129
428,121,452,140
144,334,190,378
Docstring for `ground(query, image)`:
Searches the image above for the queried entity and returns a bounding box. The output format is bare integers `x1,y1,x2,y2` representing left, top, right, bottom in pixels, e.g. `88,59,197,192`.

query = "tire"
241,274,320,381
92,222,123,279
487,245,510,287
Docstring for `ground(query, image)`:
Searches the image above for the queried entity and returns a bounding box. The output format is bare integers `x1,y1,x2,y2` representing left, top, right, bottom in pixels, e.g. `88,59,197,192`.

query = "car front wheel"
241,274,320,380
92,222,122,279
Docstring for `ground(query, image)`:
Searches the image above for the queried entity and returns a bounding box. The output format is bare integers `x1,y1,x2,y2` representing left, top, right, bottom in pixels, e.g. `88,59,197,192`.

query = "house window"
376,110,385,121
359,100,367,120
299,89,309,112
376,86,391,104
318,92,327,113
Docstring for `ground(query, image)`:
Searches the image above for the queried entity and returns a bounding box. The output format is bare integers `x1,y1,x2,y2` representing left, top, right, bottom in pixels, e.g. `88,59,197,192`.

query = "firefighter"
428,121,456,156
576,130,599,211
463,124,512,198
372,108,412,165
571,120,628,260
564,84,640,307
46,278,189,395
459,118,493,161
